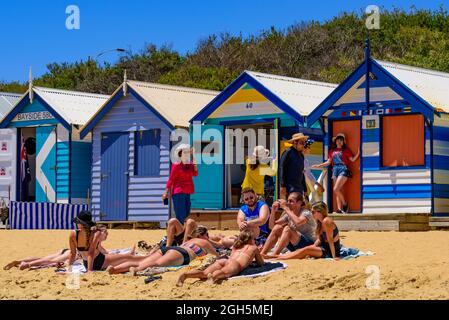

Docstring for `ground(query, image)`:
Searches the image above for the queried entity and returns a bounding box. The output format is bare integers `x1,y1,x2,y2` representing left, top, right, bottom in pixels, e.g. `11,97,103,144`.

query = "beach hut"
189,71,337,210
307,41,449,216
0,85,108,205
0,92,21,202
79,79,218,223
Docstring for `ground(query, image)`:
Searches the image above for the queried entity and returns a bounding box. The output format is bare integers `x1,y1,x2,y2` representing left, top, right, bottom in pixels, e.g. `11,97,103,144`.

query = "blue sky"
0,0,447,83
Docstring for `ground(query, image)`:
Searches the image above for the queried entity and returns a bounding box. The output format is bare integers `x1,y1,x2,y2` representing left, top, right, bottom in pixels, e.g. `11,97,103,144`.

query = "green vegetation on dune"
1,7,449,95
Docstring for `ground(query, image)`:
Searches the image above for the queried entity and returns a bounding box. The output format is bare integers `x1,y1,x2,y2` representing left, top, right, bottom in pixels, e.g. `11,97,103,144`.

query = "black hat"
73,210,96,228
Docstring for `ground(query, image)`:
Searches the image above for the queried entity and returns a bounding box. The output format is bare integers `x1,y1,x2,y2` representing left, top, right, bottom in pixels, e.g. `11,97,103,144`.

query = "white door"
0,128,17,204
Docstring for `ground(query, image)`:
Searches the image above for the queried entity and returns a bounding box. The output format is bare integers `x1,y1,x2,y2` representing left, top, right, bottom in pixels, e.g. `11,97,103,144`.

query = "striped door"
100,132,129,221
36,126,57,202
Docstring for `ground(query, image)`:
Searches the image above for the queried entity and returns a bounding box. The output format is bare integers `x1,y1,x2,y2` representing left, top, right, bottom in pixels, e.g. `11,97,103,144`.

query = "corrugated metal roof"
246,71,338,116
378,60,449,113
33,87,109,125
128,81,218,127
0,92,22,120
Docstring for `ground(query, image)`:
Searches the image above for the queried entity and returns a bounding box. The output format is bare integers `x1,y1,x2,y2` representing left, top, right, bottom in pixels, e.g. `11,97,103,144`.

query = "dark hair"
233,230,253,249
332,137,346,150
249,159,260,171
241,187,256,195
288,192,304,205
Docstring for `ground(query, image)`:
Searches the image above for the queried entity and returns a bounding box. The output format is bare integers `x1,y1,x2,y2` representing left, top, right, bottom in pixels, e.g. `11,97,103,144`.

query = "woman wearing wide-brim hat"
312,133,360,213
279,133,308,199
241,145,277,200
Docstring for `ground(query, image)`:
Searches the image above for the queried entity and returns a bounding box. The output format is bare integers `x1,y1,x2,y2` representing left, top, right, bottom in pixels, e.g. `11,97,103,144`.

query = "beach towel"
322,247,375,261
230,262,287,280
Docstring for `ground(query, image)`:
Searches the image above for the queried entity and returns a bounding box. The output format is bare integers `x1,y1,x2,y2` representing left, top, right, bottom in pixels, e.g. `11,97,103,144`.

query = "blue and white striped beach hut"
307,41,449,216
0,86,108,204
80,79,217,223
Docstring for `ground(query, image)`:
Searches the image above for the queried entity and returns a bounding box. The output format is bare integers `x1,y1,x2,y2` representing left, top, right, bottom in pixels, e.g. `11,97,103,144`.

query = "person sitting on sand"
260,193,316,258
107,226,218,275
176,230,264,286
269,201,341,260
237,187,270,241
69,211,137,272
4,249,75,271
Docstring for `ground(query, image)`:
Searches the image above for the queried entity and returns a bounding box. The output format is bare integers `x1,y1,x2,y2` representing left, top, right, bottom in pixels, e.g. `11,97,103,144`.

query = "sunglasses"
243,195,256,201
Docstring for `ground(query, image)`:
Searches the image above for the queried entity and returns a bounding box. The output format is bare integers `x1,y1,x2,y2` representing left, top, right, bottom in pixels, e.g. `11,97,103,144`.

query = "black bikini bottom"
160,246,190,265
83,252,106,271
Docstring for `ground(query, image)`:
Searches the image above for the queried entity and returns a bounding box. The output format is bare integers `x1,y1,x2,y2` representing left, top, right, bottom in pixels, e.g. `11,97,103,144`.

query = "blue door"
190,124,224,209
100,132,129,221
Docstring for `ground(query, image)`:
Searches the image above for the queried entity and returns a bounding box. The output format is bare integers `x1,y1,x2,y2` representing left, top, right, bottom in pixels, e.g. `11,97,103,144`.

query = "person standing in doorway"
313,133,360,213
279,133,308,199
241,146,277,200
162,144,198,224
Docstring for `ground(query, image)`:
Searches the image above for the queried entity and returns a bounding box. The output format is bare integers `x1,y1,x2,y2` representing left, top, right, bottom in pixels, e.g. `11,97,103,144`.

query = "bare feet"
176,274,186,287
3,260,20,270
106,266,115,275
19,262,30,270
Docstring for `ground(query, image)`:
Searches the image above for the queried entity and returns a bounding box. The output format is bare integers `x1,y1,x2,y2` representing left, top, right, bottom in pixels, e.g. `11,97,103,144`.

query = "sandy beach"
1,229,448,300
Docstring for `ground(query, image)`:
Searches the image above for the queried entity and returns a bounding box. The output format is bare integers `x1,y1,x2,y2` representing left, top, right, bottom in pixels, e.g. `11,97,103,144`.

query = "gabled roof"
0,87,109,129
33,87,109,125
80,81,218,138
307,57,443,126
246,71,338,115
378,60,449,113
128,81,218,127
0,92,21,119
191,70,337,123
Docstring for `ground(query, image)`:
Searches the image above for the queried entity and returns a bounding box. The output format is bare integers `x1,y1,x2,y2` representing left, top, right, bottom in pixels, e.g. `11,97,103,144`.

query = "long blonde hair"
233,230,253,249
312,201,329,238
187,225,208,240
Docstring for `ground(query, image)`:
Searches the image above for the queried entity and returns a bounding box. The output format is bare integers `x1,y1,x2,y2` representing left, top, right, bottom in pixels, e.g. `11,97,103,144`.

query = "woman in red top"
162,144,198,224
313,133,359,213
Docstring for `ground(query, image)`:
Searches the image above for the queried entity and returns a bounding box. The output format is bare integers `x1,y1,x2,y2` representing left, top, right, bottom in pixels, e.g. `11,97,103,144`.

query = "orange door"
331,120,361,213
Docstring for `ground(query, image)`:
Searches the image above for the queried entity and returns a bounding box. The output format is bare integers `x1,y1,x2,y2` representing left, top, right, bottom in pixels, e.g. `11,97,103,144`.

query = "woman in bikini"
176,230,264,286
69,211,136,272
271,201,341,260
107,225,218,275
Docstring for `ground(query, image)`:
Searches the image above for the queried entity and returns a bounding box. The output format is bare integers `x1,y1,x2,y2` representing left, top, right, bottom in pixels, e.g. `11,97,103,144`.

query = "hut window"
381,114,425,167
134,129,161,176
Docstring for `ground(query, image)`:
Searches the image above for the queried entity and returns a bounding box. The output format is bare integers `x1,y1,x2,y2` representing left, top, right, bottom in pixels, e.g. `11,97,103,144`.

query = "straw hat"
332,133,346,143
288,133,309,143
251,146,270,159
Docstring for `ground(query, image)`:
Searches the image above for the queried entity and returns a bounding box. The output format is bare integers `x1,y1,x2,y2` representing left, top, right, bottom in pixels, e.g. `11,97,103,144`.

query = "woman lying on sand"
161,218,236,252
3,249,75,270
69,211,136,272
268,201,341,260
176,230,264,286
107,225,218,275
